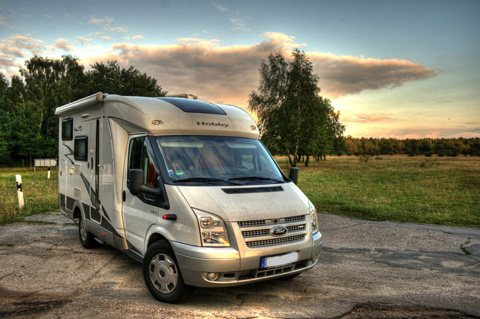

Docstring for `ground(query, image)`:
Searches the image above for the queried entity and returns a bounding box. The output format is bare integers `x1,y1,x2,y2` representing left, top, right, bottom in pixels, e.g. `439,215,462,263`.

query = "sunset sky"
1,0,479,138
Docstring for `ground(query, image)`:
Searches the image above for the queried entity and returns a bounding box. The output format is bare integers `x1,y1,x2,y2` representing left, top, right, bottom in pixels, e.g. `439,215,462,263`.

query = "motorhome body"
56,93,322,303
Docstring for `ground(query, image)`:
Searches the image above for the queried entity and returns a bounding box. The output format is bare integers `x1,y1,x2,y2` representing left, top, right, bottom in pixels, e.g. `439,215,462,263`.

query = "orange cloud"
81,32,436,107
1,32,437,109
86,32,436,107
343,114,392,123
310,53,437,98
82,37,279,106
52,38,75,52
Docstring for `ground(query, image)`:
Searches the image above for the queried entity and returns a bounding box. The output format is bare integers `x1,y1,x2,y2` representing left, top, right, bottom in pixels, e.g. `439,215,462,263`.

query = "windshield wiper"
228,176,284,183
173,177,239,185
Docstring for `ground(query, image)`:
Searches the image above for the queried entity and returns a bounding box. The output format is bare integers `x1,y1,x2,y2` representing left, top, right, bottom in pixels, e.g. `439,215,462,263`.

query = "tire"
143,240,194,304
79,214,96,248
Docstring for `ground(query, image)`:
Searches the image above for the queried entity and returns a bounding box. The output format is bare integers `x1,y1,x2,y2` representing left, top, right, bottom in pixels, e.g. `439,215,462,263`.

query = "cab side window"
62,118,73,141
128,137,158,200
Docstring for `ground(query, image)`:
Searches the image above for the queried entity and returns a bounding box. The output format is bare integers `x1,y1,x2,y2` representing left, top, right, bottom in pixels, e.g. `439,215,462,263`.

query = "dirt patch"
339,303,480,319
0,287,72,318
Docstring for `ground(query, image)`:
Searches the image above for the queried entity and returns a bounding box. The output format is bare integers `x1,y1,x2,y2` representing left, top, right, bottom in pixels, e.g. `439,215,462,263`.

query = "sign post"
34,159,57,183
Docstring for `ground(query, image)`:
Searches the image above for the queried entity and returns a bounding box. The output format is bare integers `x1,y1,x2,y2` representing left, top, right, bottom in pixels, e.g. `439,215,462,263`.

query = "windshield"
154,136,286,185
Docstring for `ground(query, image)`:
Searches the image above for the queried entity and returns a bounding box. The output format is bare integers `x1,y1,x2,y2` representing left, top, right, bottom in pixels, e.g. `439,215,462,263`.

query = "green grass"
0,167,59,225
1,156,479,228
278,156,480,228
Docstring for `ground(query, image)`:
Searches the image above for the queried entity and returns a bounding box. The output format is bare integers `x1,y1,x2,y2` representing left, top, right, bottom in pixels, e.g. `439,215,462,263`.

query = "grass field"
1,156,479,228
278,156,480,228
0,167,58,225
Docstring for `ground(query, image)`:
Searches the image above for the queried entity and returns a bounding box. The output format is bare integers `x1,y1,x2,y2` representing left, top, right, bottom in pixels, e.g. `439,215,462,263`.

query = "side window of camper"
128,137,158,199
74,136,88,161
62,118,73,141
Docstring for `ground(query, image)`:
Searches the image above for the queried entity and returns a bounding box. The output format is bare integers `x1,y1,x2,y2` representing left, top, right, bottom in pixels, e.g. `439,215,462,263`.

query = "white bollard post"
47,167,51,180
16,174,24,209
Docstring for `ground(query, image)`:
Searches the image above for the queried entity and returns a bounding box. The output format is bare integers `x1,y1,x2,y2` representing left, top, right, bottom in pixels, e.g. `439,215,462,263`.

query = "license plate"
260,251,298,268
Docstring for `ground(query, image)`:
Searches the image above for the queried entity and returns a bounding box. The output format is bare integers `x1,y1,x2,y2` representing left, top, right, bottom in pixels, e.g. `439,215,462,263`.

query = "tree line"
342,136,480,157
0,55,166,166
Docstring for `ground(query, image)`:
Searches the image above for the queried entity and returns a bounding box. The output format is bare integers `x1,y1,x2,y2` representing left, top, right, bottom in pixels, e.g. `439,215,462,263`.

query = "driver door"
122,136,160,255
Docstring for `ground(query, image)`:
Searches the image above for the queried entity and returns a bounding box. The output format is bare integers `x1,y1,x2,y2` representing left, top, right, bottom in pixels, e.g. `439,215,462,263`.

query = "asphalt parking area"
1,212,479,318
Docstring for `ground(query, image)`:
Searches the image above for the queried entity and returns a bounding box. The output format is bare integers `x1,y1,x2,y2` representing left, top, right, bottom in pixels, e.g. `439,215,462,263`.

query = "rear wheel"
79,214,96,248
143,240,194,303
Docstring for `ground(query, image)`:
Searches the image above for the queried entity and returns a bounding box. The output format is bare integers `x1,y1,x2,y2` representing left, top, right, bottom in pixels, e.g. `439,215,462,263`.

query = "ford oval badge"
271,226,288,236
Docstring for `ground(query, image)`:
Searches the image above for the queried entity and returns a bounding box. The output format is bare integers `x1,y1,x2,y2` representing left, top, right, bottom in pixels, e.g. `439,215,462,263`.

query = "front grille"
242,229,270,238
245,234,306,248
285,215,305,223
238,215,308,248
238,220,266,227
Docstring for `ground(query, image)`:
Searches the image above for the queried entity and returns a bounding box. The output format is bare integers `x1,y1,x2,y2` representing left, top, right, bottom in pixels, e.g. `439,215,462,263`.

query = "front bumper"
172,230,323,287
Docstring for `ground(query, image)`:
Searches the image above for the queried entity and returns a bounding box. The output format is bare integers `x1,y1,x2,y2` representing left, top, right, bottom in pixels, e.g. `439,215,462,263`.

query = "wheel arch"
72,201,86,222
147,232,168,249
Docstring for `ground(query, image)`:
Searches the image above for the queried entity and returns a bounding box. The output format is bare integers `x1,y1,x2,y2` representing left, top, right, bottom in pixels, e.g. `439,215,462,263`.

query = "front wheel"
143,240,194,303
78,215,96,248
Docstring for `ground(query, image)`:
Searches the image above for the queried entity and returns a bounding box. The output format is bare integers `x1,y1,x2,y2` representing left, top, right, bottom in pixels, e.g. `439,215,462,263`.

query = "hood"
177,182,309,222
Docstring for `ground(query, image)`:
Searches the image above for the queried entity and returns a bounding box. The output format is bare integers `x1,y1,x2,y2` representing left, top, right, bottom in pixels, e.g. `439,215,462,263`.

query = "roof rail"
165,93,198,100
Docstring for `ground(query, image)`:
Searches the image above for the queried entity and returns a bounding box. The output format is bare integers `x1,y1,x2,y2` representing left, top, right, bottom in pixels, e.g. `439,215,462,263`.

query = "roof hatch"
158,97,226,115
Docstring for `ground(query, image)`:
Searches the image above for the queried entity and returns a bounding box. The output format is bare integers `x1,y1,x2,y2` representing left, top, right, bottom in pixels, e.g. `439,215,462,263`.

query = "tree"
249,49,344,166
0,56,168,165
378,138,394,155
86,61,167,97
18,55,88,161
13,101,45,166
419,139,434,156
312,97,345,161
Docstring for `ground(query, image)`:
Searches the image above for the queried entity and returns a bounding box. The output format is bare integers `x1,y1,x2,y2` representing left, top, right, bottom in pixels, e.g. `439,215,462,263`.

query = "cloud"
0,35,46,75
212,3,228,12
82,37,278,105
310,53,437,98
230,18,249,31
345,114,392,123
0,31,436,115
262,32,306,50
90,16,114,24
76,36,92,45
0,45,26,58
132,35,144,40
79,32,437,108
52,38,75,52
353,125,480,139
105,26,127,34
9,35,45,54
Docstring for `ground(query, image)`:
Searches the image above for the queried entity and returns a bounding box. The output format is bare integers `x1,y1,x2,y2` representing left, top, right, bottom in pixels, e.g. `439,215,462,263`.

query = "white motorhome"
55,93,322,303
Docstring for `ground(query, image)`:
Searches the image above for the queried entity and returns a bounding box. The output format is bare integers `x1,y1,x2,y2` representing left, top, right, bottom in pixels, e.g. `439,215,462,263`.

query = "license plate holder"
260,251,299,269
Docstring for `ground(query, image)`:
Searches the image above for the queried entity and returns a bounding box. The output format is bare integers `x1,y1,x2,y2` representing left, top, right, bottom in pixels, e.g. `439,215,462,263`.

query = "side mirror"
289,167,299,185
128,169,162,196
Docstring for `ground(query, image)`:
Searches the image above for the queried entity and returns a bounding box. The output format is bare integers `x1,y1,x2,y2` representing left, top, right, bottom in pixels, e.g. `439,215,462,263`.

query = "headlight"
194,209,230,247
308,200,319,234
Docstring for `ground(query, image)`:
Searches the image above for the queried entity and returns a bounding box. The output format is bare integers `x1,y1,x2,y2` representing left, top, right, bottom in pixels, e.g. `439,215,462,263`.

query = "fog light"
206,272,219,281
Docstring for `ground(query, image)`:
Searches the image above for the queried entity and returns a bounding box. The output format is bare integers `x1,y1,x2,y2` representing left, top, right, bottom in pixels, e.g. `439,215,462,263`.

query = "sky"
1,0,479,138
